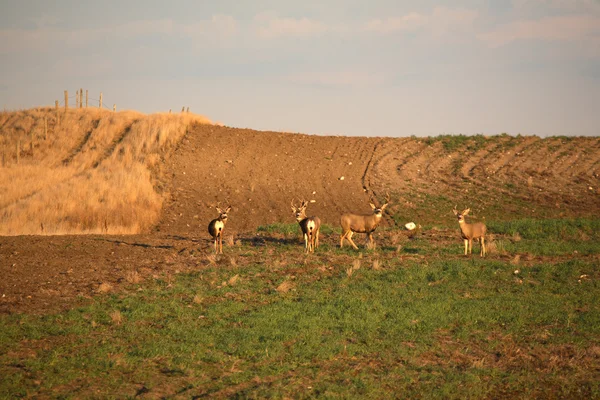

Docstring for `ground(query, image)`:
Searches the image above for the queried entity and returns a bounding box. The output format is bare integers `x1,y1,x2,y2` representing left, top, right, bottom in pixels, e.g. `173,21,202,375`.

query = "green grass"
1,219,599,398
420,134,489,152
257,222,337,236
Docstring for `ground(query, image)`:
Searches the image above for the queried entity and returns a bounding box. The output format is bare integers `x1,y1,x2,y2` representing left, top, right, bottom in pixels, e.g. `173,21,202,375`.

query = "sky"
1,0,599,137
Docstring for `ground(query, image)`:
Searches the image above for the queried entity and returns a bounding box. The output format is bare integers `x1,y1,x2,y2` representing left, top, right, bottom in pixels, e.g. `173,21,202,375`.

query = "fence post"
85,90,88,108
182,106,185,112
44,116,48,140
169,109,171,114
113,104,116,112
99,92,103,109
64,90,69,110
55,100,59,111
79,88,83,108
186,107,189,113
76,90,79,109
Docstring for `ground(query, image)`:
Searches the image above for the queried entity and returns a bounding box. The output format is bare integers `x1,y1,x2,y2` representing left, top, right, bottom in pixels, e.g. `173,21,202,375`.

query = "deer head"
291,199,308,222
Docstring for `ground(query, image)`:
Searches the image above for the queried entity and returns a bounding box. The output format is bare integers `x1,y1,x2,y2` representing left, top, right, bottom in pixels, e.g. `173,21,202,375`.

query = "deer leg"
340,231,348,248
304,233,309,253
480,237,486,257
315,229,320,249
219,235,223,254
469,239,474,255
346,231,359,250
463,239,468,255
367,232,375,249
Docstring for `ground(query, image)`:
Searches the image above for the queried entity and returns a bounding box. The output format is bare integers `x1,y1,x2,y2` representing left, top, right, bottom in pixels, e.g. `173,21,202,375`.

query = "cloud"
182,14,238,39
363,12,426,33
478,14,600,47
363,7,479,37
511,0,600,14
0,16,237,55
253,12,332,39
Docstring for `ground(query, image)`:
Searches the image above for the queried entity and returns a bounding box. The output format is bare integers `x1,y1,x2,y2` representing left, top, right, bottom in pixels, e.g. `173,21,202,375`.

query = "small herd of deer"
208,196,487,257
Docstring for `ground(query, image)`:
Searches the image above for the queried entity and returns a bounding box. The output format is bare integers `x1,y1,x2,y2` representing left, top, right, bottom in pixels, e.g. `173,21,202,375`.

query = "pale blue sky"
1,0,599,136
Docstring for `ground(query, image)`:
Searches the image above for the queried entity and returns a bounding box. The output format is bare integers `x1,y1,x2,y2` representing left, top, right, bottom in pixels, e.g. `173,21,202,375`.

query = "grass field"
1,218,598,398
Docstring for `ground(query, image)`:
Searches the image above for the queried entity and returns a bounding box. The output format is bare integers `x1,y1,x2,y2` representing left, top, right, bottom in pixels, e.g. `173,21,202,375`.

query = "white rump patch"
307,220,315,231
215,220,224,232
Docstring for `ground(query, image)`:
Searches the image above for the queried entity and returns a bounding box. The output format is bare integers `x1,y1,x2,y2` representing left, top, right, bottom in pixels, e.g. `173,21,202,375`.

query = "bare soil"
1,124,599,315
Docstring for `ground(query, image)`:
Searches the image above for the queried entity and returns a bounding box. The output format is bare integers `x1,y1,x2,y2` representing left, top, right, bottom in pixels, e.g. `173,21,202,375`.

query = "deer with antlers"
291,199,321,253
453,206,487,257
208,204,231,254
340,192,390,250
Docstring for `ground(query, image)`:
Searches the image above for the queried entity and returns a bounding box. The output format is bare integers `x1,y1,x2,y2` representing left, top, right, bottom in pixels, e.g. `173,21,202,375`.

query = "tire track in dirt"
62,119,100,165
92,120,137,168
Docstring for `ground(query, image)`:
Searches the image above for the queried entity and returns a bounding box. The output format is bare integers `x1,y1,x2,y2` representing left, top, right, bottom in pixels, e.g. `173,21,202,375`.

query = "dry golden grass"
0,107,212,235
276,280,294,293
346,259,361,277
110,310,123,325
97,282,112,293
228,274,240,286
193,294,204,304
125,270,142,284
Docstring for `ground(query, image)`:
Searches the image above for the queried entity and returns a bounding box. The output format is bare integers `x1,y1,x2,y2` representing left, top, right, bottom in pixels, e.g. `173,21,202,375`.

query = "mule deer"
291,199,321,253
340,193,390,250
453,206,486,257
208,204,231,254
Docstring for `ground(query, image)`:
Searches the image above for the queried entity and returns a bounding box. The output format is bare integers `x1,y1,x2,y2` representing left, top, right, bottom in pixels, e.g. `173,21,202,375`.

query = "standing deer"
340,193,390,250
291,199,321,253
208,204,231,254
453,206,486,257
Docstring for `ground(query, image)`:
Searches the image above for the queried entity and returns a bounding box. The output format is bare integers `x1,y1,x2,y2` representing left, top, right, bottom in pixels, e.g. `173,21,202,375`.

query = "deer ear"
452,208,458,215
225,206,231,213
216,207,222,214
380,203,388,211
369,203,376,210
463,208,471,215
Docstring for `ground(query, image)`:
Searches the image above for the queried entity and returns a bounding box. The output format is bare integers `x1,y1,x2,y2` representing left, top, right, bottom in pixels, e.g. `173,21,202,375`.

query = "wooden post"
75,90,79,109
64,90,69,110
169,109,171,114
182,106,185,113
44,117,48,140
113,104,116,112
186,107,189,113
79,88,83,108
16,140,20,164
55,100,59,111
99,92,103,109
85,90,88,108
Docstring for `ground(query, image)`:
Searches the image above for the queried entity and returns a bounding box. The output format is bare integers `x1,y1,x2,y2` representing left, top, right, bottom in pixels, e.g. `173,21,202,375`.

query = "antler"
383,191,391,205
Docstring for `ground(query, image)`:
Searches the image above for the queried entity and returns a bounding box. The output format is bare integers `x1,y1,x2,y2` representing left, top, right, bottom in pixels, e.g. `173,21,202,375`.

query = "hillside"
0,107,211,235
1,108,599,236
159,125,600,234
